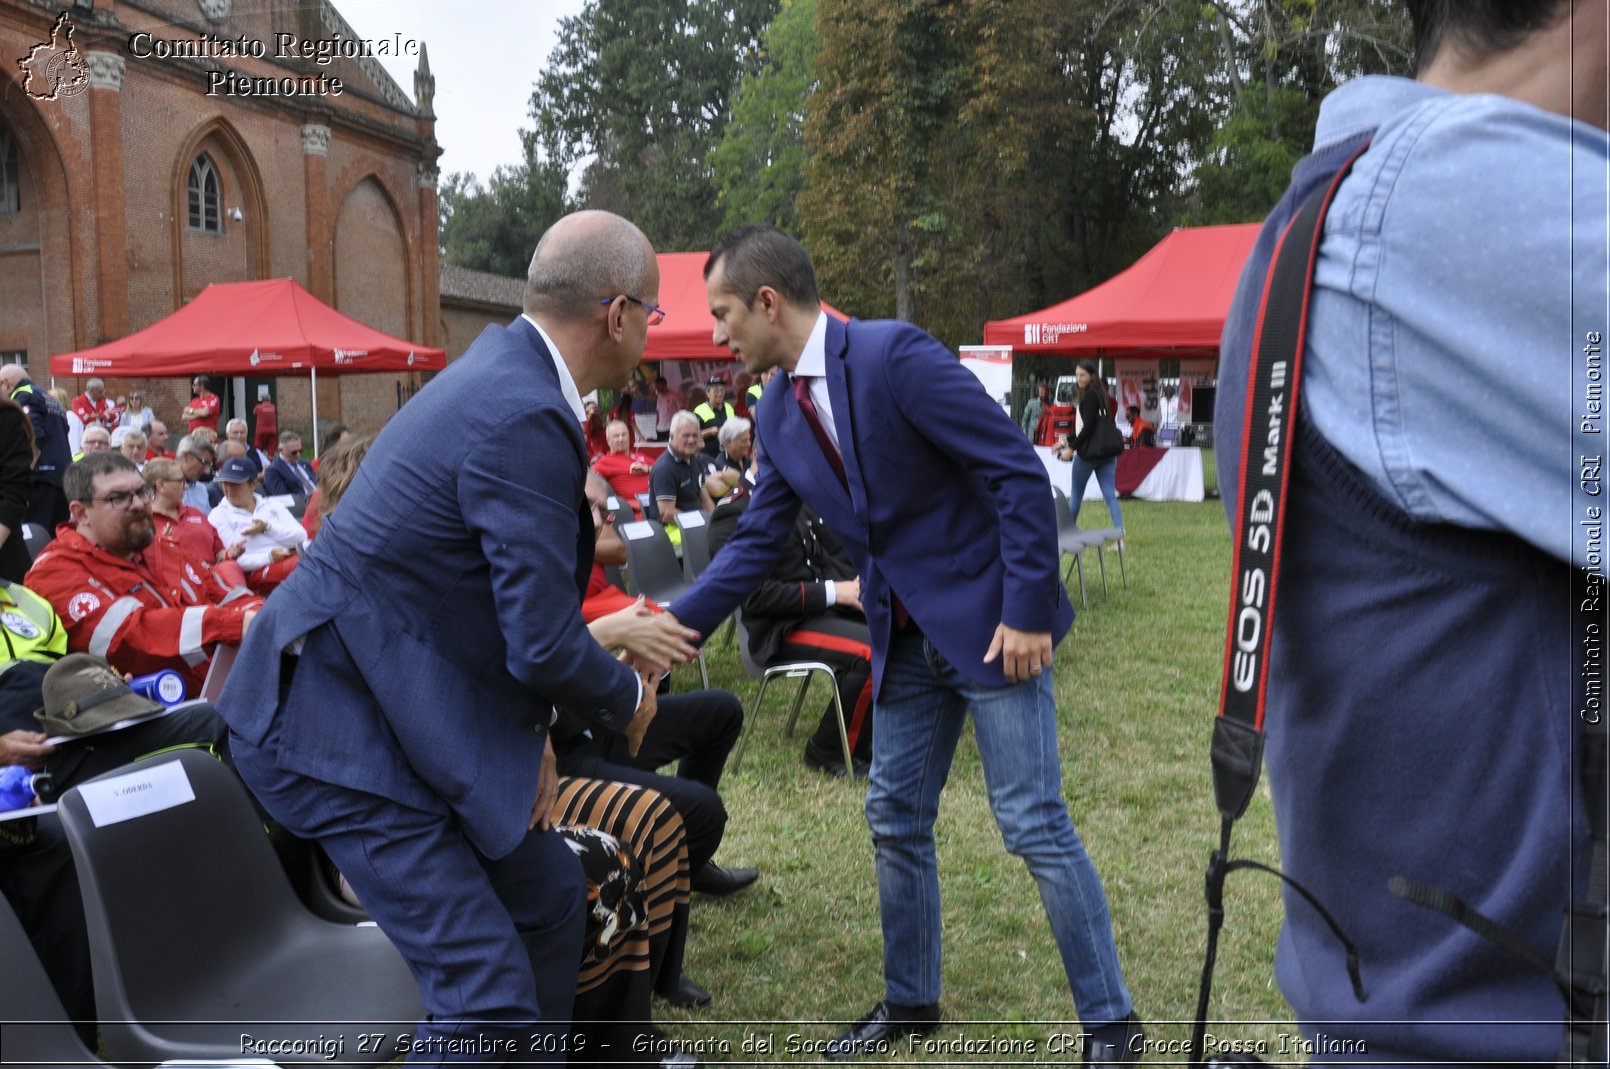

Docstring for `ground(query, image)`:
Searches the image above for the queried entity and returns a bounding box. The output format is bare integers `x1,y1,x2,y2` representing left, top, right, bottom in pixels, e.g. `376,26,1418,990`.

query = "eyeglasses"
88,485,156,511
599,294,666,326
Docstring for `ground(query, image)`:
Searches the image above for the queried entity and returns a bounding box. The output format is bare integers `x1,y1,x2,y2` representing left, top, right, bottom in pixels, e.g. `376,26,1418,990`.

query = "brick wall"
0,0,437,427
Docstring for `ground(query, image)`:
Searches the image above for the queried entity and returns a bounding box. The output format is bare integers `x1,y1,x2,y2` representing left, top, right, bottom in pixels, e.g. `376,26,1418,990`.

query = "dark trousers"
555,689,742,875
777,614,875,760
0,813,95,1046
233,733,586,1064
23,481,67,534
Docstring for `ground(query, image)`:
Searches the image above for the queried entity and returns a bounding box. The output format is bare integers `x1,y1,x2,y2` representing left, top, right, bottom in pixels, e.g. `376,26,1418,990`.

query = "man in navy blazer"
219,211,674,1060
261,430,317,498
667,226,1141,1065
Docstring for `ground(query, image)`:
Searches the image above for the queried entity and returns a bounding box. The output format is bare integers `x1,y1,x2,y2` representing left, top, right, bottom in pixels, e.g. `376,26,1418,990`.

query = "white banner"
1116,360,1160,424
1177,359,1215,426
958,345,1013,413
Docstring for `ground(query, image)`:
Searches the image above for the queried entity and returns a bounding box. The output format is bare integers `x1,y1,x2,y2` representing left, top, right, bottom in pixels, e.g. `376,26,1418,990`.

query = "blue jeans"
865,629,1132,1024
1069,454,1122,530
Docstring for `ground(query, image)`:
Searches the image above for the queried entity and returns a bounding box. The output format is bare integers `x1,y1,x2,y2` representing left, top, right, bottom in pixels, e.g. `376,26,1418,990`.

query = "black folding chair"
56,749,421,1065
618,519,708,688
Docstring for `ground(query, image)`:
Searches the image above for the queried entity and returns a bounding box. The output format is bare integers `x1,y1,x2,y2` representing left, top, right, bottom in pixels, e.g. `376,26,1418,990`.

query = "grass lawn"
653,488,1300,1064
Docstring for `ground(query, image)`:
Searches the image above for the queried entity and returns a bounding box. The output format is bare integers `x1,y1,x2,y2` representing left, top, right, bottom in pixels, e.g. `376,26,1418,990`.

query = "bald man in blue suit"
219,211,684,1063
667,226,1142,1066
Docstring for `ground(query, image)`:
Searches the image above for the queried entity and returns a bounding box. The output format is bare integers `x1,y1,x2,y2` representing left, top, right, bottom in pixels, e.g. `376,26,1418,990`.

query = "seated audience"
174,435,215,513
48,387,83,458
145,457,227,565
224,419,263,475
118,429,147,470
712,417,752,476
26,452,262,698
562,473,760,915
74,425,110,459
300,435,370,541
1126,406,1156,447
557,774,696,1056
592,419,655,516
144,420,173,461
263,431,317,498
650,411,720,546
208,456,304,594
708,457,875,777
311,422,350,476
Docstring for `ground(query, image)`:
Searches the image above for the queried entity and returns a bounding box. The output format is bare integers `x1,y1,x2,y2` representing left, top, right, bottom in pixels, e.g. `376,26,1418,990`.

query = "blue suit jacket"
669,317,1071,696
262,455,315,497
220,317,640,858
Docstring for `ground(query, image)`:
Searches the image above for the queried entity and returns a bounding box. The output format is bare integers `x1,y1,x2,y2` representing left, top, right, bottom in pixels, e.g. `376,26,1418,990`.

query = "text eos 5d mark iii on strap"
1190,136,1608,1068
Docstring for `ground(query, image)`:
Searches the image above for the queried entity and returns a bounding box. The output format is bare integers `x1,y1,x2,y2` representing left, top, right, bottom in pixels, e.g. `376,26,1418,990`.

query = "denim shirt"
1294,76,1608,568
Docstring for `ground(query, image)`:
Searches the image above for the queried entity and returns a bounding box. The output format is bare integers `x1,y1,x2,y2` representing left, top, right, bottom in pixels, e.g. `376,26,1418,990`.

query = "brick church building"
1,0,441,444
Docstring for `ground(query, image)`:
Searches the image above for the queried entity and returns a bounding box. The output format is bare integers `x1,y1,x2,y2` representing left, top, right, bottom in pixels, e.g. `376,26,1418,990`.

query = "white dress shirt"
788,311,837,448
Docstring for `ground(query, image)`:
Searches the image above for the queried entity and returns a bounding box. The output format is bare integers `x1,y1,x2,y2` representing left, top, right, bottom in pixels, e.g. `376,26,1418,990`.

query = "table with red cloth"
1035,444,1205,502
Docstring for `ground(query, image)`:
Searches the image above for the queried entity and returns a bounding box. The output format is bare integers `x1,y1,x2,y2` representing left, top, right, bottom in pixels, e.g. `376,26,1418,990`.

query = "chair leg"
731,675,775,772
1116,540,1127,587
720,616,736,646
1094,544,1109,597
783,675,811,737
697,649,710,689
827,675,853,776
1073,551,1088,606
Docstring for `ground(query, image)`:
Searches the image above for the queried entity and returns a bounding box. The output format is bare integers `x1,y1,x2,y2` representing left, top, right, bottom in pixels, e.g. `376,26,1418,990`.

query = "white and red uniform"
71,393,120,431
25,526,262,696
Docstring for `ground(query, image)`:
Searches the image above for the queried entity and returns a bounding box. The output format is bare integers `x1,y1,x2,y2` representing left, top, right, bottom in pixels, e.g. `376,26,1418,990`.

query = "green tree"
709,0,818,233
1187,0,1412,222
529,0,780,252
437,160,568,278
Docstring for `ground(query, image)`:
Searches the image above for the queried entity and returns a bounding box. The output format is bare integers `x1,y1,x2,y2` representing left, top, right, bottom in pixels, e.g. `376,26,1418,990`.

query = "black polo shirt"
650,448,706,513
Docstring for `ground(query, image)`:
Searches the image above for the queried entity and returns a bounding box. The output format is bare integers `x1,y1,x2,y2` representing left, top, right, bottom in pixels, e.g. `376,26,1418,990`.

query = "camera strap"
1189,145,1370,1068
1193,134,1609,1067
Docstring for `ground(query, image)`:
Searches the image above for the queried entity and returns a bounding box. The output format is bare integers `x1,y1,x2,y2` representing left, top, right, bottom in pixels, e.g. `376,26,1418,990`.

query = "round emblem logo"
184,564,201,585
67,592,101,622
0,612,40,640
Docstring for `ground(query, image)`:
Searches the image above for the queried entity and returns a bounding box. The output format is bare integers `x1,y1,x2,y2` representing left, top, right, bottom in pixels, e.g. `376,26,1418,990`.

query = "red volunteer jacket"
25,526,262,696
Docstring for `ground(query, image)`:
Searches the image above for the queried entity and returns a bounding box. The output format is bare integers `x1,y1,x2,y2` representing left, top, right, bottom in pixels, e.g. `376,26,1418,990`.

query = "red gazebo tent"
51,277,445,443
648,252,846,360
982,224,1260,358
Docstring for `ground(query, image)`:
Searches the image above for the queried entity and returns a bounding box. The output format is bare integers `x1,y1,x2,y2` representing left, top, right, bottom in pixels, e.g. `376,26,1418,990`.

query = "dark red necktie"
794,375,847,489
795,375,911,629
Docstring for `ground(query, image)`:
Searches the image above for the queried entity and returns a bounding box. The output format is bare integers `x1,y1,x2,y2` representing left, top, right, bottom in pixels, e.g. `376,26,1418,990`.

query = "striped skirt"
555,776,691,1064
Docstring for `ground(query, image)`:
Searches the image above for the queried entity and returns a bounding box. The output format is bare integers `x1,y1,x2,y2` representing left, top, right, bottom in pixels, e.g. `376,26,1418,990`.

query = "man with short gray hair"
71,378,120,432
174,435,215,514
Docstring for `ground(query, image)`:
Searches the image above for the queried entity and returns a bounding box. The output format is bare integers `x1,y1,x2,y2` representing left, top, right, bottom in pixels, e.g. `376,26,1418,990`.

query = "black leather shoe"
804,741,871,779
691,860,759,895
1082,1012,1144,1067
657,972,712,1008
825,1000,940,1061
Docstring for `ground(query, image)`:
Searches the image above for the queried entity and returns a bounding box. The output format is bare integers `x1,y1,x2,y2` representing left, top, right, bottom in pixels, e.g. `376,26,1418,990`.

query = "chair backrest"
618,519,688,606
733,612,764,679
634,491,653,516
55,748,324,1021
1049,486,1080,538
1156,425,1177,446
21,523,51,562
606,496,635,528
0,862,103,1067
677,511,711,580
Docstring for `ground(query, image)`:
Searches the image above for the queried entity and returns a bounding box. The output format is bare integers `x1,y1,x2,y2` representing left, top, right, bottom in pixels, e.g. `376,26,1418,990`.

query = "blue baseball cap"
216,456,257,484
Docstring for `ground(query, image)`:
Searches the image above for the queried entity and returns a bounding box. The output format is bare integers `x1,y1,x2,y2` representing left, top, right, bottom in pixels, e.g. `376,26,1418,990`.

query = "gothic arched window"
187,153,220,232
0,123,20,215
